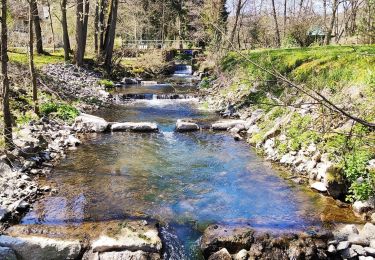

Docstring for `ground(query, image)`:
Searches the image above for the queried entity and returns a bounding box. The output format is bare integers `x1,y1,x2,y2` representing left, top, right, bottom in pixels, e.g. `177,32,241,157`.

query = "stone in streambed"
91,220,162,253
211,120,246,131
0,235,82,260
208,248,232,260
111,122,158,132
310,182,327,192
73,113,109,132
200,224,253,257
175,119,199,132
99,250,161,260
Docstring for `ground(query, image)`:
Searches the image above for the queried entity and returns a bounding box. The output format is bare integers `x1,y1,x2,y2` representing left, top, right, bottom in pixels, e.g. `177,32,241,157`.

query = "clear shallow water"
20,81,359,259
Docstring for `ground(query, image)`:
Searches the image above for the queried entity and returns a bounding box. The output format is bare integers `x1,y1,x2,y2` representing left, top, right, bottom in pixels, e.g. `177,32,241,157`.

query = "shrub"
40,102,79,123
98,79,114,88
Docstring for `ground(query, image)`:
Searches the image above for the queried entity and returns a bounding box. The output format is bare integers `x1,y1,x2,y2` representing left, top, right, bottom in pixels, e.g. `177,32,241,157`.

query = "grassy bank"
206,45,375,203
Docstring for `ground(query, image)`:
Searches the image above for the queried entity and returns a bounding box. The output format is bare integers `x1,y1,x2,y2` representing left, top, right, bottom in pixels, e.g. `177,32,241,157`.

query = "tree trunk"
104,0,119,72
271,0,281,47
29,2,39,115
325,0,339,45
61,0,70,61
31,0,44,54
283,0,287,36
98,0,106,54
94,1,99,53
75,0,90,66
1,0,13,149
47,0,56,52
229,0,243,45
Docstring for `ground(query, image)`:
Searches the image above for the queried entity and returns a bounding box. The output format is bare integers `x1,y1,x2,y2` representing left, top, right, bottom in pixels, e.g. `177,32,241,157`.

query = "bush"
98,79,114,88
40,102,79,123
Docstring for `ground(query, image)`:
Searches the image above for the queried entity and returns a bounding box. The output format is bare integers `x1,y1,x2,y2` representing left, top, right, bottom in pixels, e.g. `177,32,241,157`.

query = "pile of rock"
42,64,112,107
330,223,375,259
1,117,81,225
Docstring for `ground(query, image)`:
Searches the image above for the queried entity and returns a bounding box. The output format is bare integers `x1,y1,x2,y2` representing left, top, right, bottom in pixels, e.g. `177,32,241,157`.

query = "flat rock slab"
73,113,109,132
99,250,161,260
211,120,246,131
91,220,162,253
201,224,254,257
175,119,199,132
111,122,158,132
311,182,327,192
0,235,81,260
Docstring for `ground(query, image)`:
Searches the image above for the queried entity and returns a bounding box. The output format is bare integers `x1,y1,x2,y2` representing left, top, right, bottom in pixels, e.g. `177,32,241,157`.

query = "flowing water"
20,76,359,259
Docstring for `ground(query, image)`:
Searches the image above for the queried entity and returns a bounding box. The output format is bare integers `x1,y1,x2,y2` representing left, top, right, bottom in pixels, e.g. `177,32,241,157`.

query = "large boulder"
200,225,253,258
211,120,246,131
111,122,158,132
91,221,162,253
175,119,199,132
0,235,82,260
324,166,347,200
73,113,109,132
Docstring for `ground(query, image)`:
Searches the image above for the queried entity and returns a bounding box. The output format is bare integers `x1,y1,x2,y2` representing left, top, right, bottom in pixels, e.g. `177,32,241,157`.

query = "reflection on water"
20,82,360,259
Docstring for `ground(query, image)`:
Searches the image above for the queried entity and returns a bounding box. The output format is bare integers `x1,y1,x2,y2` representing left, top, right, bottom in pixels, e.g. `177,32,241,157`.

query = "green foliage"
8,50,65,67
16,111,38,126
286,113,319,151
40,102,79,123
98,79,115,88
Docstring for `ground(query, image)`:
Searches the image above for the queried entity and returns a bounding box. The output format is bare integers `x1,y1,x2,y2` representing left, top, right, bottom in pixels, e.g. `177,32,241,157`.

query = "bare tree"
47,0,56,52
30,0,44,54
75,0,90,66
1,0,13,149
61,0,70,61
325,0,339,45
103,0,119,71
271,0,281,47
229,0,248,46
28,0,39,115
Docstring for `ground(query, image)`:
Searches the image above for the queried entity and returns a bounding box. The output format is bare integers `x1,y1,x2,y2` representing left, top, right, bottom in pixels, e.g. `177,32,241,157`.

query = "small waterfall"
174,64,193,75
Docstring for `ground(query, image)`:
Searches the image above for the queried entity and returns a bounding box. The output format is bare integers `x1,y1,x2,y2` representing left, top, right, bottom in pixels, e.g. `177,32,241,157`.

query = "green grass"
8,49,65,68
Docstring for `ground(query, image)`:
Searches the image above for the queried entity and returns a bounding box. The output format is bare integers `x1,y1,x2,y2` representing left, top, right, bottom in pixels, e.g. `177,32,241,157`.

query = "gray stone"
340,247,357,259
327,244,336,253
73,114,109,132
365,247,375,256
0,235,81,260
348,234,370,246
311,182,327,192
370,239,375,248
208,248,232,260
211,120,246,131
201,225,253,257
371,213,375,224
359,256,375,260
334,224,359,241
91,221,162,253
360,223,375,241
337,241,351,251
352,244,366,255
111,122,158,132
354,198,375,214
0,246,17,260
175,119,199,132
233,249,249,260
99,250,160,260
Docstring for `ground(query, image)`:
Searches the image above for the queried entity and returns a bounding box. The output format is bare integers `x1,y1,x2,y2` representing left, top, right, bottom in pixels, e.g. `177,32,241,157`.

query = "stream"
19,73,359,259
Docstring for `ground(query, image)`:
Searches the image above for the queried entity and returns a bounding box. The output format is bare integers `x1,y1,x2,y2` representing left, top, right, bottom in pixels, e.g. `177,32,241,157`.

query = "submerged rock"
175,119,199,132
111,122,158,132
91,221,162,253
0,235,82,260
73,113,109,132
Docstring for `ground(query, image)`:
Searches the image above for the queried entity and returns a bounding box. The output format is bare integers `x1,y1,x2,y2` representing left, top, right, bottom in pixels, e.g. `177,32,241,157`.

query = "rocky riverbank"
1,63,115,231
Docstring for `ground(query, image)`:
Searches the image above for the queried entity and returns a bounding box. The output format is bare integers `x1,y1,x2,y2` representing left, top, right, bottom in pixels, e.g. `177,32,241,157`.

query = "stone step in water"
121,93,197,100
